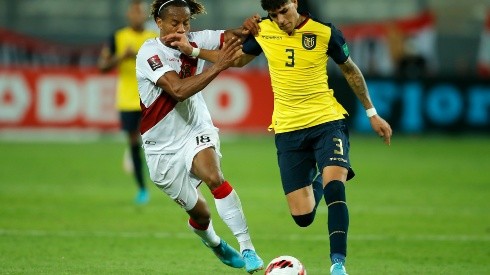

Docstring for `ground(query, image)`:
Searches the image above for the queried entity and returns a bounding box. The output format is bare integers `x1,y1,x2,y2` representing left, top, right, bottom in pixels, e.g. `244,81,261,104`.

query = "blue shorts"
120,111,142,132
275,119,355,194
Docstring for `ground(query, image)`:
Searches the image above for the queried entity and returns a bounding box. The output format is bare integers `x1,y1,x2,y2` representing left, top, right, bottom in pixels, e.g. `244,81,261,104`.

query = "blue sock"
330,253,345,265
130,144,145,190
324,180,349,258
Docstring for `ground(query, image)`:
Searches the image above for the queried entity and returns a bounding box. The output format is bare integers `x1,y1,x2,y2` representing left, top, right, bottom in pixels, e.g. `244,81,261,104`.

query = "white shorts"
145,128,222,211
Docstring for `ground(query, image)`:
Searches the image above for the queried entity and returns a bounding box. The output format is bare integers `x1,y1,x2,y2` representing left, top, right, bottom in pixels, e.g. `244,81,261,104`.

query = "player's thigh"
119,111,141,132
186,129,223,186
120,111,142,143
145,152,200,211
275,130,317,197
314,119,354,182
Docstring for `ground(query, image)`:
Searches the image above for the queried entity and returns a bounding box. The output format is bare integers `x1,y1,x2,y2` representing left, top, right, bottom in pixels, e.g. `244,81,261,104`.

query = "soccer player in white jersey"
135,0,264,273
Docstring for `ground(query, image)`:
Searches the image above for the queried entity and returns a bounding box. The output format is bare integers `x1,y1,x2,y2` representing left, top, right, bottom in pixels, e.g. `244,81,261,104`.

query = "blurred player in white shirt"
135,0,264,273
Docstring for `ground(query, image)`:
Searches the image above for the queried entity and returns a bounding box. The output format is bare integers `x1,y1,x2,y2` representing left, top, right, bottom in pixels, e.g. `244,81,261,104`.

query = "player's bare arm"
163,10,255,56
164,32,255,68
155,37,243,102
338,57,373,109
98,46,136,73
339,57,393,145
241,14,262,36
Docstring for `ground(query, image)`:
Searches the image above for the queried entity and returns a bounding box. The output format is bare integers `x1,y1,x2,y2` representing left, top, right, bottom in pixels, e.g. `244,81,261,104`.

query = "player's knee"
324,180,346,204
205,172,225,189
292,210,316,227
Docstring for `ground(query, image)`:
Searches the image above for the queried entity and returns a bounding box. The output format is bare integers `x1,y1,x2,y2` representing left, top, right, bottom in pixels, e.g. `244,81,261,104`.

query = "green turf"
0,134,489,274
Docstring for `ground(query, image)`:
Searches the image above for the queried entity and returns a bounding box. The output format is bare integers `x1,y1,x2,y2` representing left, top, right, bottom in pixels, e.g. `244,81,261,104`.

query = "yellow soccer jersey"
243,16,350,133
110,27,157,111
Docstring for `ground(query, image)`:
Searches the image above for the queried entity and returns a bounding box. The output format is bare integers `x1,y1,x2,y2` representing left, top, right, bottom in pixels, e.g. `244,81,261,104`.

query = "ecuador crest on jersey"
302,33,317,50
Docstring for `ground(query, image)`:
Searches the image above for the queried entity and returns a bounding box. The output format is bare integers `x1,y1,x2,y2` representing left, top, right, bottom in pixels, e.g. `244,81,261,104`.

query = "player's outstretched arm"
240,13,262,37
155,37,243,102
164,32,221,63
163,33,255,67
338,57,393,145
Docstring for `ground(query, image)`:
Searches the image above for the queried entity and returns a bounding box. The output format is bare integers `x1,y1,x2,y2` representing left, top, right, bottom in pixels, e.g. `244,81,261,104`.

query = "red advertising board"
203,69,274,132
0,67,274,133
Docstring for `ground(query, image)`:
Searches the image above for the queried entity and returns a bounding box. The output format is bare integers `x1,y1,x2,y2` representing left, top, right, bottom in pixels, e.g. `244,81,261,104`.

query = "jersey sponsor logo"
302,33,317,50
329,157,348,163
261,35,282,40
147,55,163,71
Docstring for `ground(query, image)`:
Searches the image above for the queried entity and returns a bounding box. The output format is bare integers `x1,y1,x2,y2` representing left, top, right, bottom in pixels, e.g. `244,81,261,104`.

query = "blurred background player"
98,0,158,204
135,0,263,273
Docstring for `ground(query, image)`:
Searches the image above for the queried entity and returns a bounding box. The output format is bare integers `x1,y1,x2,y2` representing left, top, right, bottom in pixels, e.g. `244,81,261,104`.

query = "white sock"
215,189,255,252
188,219,221,247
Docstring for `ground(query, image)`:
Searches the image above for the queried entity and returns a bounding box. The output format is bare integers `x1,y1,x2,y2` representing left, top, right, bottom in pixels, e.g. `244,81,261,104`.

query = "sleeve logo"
342,44,350,57
302,33,317,50
147,55,163,71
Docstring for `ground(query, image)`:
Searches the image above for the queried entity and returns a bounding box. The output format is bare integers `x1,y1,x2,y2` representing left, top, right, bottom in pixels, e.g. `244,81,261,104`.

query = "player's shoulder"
307,15,336,30
116,26,134,35
188,29,222,40
138,38,159,52
142,37,159,46
144,29,159,37
258,17,276,28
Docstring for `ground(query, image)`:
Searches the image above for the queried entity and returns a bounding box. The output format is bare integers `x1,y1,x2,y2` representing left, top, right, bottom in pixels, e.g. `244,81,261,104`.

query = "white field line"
0,229,488,242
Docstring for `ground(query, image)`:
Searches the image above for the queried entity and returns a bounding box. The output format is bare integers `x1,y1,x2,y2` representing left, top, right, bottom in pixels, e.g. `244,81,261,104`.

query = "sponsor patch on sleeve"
342,44,350,57
147,55,163,71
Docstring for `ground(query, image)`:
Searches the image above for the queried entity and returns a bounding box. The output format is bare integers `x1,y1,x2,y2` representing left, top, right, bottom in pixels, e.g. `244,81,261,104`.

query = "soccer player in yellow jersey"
240,2,392,272
164,0,392,274
98,0,158,204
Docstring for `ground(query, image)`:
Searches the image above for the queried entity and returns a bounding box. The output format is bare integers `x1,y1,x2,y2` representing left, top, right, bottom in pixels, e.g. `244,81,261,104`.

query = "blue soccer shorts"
274,119,355,194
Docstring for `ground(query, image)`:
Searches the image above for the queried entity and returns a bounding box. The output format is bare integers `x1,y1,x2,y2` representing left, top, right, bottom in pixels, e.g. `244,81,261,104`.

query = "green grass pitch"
0,134,489,274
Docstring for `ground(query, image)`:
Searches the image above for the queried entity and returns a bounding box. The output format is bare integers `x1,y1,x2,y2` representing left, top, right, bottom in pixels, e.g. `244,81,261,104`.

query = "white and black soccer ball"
264,255,307,275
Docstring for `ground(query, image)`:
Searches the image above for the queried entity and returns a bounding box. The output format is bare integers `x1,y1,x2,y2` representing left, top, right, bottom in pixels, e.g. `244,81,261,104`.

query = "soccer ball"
264,255,307,275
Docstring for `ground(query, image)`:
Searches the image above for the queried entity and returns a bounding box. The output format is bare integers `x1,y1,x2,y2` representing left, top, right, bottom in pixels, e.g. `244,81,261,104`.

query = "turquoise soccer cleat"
330,262,348,275
242,249,264,274
204,239,245,268
135,189,149,205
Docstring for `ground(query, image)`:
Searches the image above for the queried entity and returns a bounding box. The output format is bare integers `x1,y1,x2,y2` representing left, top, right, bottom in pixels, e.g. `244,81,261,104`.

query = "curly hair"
150,0,206,21
260,0,291,11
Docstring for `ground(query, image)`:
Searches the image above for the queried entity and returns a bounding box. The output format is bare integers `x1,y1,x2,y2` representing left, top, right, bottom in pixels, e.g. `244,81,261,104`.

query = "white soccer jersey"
136,30,224,153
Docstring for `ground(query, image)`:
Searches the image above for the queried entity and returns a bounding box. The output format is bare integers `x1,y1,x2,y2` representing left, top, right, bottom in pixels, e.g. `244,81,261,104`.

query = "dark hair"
260,0,291,11
150,0,206,21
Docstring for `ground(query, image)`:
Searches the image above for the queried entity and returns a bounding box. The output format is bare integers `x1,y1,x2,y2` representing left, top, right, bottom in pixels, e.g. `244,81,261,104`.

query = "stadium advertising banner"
0,67,489,134
330,77,490,134
0,68,274,133
0,68,118,131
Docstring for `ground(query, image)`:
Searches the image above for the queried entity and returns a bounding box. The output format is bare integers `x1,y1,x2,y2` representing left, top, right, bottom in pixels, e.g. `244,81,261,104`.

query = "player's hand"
162,33,193,56
242,13,261,36
123,47,137,59
214,37,243,71
369,115,392,145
